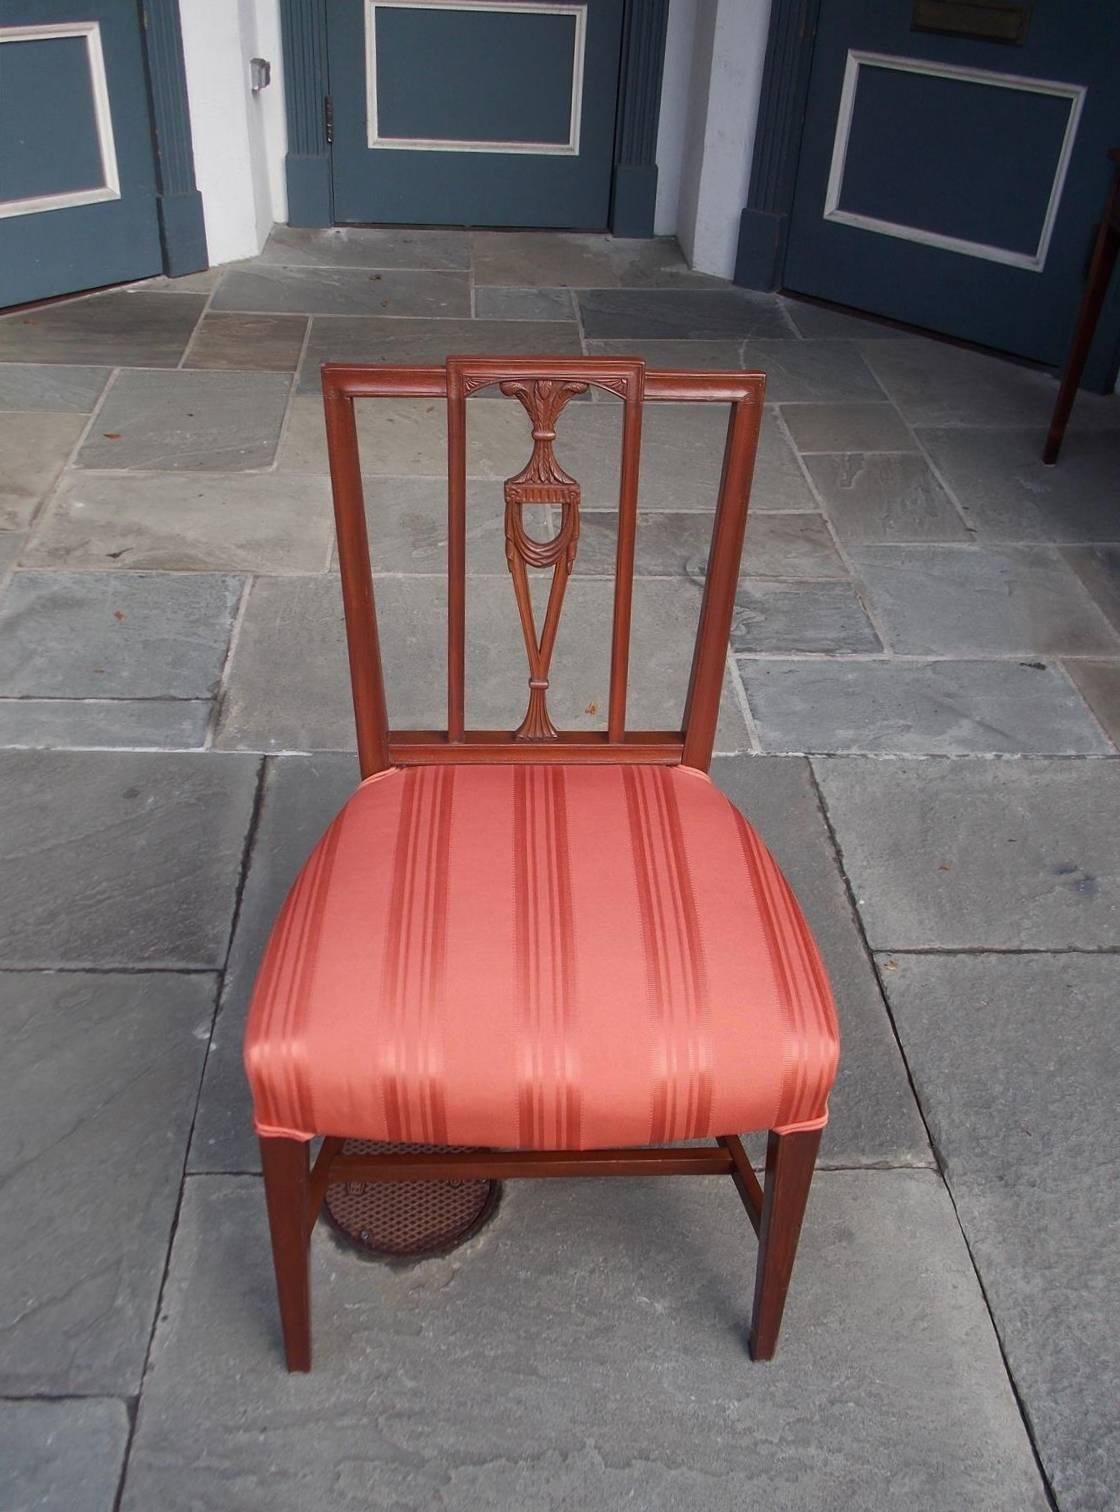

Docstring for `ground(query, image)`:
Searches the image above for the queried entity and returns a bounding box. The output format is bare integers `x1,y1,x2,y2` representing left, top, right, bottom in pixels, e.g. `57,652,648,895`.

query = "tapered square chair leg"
259,1136,311,1372
749,1126,822,1361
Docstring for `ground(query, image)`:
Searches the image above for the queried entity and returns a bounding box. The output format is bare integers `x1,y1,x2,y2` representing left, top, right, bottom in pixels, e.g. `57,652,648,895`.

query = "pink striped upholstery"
245,764,839,1150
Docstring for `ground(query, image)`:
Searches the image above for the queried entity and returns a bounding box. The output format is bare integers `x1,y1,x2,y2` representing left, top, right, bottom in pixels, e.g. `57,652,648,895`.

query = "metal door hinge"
324,96,334,145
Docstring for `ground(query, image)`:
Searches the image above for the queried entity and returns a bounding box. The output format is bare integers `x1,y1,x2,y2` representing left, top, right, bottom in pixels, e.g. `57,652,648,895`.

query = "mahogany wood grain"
306,1135,345,1229
749,1126,822,1362
259,1136,312,1373
321,1145,735,1182
323,384,389,776
718,1134,764,1236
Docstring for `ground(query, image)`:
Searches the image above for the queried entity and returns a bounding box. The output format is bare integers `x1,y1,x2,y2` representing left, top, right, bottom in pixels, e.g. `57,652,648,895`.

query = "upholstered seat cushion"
245,764,838,1150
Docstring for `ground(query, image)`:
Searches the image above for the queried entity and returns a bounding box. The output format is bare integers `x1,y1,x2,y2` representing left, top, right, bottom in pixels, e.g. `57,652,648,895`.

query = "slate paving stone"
182,312,308,371
556,402,807,513
712,756,931,1166
781,299,908,340
0,1398,130,1512
0,530,23,576
190,754,359,1173
0,972,214,1393
742,658,1112,756
0,411,87,530
804,452,971,543
778,400,917,454
470,229,620,286
604,238,729,288
213,264,471,319
732,580,882,655
1060,544,1120,632
0,698,210,749
335,475,542,574
127,267,223,294
847,543,1120,656
739,340,887,403
0,570,241,698
811,756,1120,949
577,287,795,340
214,573,746,752
917,428,1120,543
76,369,290,471
258,223,470,270
28,471,335,574
11,229,1107,1509
753,412,822,511
1062,658,1120,744
881,953,1120,1512
0,749,259,967
862,337,1120,429
582,336,748,370
298,315,583,393
473,286,576,321
0,362,110,412
212,574,405,751
0,289,206,367
573,509,844,579
122,1171,1044,1512
275,393,527,476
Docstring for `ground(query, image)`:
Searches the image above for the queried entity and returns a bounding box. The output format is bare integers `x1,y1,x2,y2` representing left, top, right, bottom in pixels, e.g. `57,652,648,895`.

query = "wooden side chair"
244,356,840,1372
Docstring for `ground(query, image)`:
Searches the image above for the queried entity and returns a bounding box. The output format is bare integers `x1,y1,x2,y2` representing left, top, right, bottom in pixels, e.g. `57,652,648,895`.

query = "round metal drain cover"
323,1140,500,1260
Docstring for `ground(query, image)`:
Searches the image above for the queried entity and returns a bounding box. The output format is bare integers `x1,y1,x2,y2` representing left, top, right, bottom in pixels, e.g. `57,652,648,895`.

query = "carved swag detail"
500,378,588,740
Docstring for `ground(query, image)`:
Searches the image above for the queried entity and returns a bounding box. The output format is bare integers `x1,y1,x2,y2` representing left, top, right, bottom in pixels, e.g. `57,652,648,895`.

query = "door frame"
732,0,1120,391
733,0,822,295
280,0,669,236
136,0,208,275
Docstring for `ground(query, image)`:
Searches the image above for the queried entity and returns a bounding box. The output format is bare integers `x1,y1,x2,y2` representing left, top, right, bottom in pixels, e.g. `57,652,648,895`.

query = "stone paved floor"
0,228,1117,1512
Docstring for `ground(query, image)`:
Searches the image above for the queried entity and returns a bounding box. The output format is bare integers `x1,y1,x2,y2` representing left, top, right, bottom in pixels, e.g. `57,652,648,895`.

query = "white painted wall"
179,0,287,266
654,0,698,236
655,0,771,278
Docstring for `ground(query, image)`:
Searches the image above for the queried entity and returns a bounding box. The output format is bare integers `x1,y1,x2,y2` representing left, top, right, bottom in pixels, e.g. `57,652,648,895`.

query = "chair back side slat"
607,383,644,742
445,365,468,742
323,382,390,776
321,357,765,776
681,397,765,769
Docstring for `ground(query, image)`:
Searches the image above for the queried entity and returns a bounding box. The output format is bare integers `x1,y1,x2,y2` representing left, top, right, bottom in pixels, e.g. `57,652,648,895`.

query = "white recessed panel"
823,50,1085,272
365,0,587,154
0,21,121,220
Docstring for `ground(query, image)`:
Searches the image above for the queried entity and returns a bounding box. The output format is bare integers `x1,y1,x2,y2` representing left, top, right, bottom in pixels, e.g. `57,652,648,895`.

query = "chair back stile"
320,357,766,778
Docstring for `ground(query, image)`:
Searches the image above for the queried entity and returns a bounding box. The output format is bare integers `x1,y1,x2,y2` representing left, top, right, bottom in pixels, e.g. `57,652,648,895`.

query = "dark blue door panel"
328,0,624,229
0,0,162,306
784,2,1120,376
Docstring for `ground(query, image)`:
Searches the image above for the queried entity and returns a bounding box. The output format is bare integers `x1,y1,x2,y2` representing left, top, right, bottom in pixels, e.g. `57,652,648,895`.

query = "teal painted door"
327,0,625,228
784,2,1120,385
0,0,162,306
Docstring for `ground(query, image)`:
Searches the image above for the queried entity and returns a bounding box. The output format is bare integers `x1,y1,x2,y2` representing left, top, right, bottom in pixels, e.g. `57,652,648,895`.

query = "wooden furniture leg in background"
1044,148,1120,465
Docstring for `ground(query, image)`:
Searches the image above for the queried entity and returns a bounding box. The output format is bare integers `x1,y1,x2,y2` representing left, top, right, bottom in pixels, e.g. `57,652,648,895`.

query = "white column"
178,0,288,266
655,0,771,279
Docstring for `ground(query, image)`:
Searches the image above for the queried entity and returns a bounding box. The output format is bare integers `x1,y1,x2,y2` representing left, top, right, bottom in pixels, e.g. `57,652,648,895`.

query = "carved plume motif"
500,378,588,740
